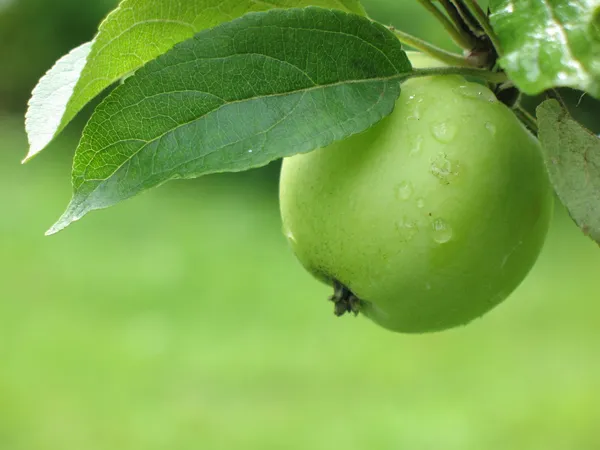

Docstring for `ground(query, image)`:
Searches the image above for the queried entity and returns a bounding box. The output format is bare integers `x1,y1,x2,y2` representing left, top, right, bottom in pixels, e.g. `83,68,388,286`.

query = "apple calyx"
329,280,363,317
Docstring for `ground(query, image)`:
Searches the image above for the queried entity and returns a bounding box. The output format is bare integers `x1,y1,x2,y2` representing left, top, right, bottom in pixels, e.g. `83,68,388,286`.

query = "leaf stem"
513,105,538,134
461,0,504,56
449,0,485,37
390,28,477,67
416,0,477,50
439,0,476,37
409,67,508,84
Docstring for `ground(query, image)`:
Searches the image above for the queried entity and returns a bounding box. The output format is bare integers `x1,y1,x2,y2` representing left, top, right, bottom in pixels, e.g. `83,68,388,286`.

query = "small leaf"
24,0,366,162
490,0,600,98
24,42,92,162
537,99,600,243
46,7,411,235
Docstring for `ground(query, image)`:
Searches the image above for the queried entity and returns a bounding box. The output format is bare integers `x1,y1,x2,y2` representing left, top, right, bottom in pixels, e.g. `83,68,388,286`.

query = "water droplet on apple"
407,112,421,121
395,218,418,241
410,135,423,155
431,121,457,143
485,122,497,135
396,181,413,200
416,198,425,209
430,152,460,184
405,94,421,119
286,231,297,246
432,218,453,244
453,84,497,102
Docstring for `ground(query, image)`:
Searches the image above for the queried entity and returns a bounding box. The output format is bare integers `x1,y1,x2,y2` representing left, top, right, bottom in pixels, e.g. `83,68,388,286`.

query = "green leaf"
537,99,600,243
24,42,92,163
24,0,366,162
46,7,411,235
489,0,600,98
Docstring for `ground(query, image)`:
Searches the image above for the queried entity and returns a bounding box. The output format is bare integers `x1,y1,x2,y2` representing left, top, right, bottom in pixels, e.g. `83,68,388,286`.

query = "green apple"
279,52,554,333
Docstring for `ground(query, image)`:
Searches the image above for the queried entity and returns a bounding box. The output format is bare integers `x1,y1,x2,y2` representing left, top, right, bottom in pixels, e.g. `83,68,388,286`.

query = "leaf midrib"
69,3,368,122
76,78,393,218
81,73,401,185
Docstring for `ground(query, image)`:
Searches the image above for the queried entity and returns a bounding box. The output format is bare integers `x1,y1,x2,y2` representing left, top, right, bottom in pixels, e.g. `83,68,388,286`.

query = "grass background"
1,118,599,449
1,0,600,448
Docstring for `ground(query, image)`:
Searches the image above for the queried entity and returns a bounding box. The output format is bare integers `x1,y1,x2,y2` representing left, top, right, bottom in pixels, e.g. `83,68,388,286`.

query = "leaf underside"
490,0,600,98
47,7,411,235
537,99,600,244
24,0,366,161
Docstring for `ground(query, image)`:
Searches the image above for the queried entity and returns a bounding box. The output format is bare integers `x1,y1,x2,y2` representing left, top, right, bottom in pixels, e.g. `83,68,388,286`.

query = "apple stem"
461,0,504,57
416,0,479,50
329,280,362,317
389,28,479,68
513,105,538,135
446,0,486,38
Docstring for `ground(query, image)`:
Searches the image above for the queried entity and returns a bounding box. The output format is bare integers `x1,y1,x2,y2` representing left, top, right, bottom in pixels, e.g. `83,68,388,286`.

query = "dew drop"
431,218,453,244
410,135,423,155
453,84,497,102
416,198,425,209
430,152,460,184
248,149,253,153
485,122,497,135
405,94,421,119
395,218,418,241
406,102,421,120
431,121,457,143
286,231,297,246
396,181,413,200
407,110,421,121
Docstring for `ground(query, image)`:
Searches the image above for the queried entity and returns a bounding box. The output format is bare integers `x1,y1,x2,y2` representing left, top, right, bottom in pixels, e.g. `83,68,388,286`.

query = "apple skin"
279,53,554,333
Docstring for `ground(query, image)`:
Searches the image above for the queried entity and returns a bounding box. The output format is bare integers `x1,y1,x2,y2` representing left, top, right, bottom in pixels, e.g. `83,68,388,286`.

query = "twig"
390,28,478,67
416,0,477,50
513,105,538,134
450,0,485,37
438,0,473,36
461,0,504,56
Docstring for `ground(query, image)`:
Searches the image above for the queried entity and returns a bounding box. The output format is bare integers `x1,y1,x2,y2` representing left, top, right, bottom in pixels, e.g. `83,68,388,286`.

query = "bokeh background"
1,1,599,449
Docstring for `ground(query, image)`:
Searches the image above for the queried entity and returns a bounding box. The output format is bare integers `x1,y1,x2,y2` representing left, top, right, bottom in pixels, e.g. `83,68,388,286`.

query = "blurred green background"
1,1,599,449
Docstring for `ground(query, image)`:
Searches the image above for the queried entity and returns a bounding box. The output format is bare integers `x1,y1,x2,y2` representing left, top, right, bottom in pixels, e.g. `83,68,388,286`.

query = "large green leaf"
537,99,600,243
46,7,411,235
489,0,600,98
24,0,366,162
